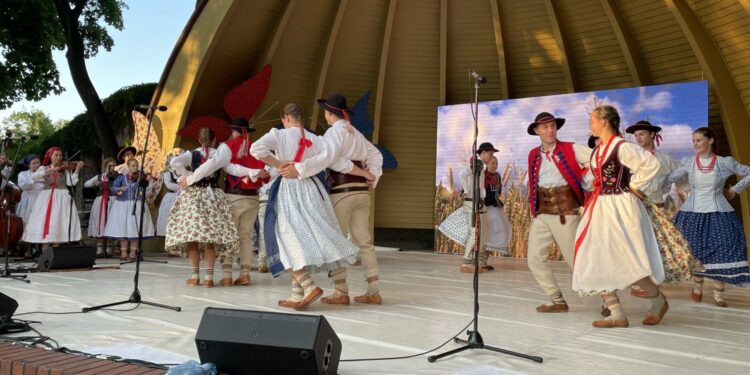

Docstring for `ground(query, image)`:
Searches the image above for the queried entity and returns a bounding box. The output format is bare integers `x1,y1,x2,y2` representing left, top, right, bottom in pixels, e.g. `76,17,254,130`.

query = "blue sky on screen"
0,2,193,123
435,80,708,187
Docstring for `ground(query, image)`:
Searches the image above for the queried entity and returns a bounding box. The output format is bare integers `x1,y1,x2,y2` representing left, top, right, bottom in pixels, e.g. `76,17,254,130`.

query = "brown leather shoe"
691,290,702,302
219,278,233,287
278,299,300,308
643,295,669,325
480,265,494,272
630,288,649,298
204,279,215,288
536,302,569,313
258,265,269,273
185,278,200,286
354,294,382,305
600,306,611,317
715,300,728,308
233,275,251,285
320,295,350,305
592,318,629,328
294,287,323,311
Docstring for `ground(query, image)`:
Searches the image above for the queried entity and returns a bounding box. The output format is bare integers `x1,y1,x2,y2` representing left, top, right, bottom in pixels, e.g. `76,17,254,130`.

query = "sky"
0,1,195,123
435,80,709,187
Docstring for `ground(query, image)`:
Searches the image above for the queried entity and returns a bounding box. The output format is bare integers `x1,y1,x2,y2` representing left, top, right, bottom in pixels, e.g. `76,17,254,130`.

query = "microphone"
469,70,487,84
135,105,168,111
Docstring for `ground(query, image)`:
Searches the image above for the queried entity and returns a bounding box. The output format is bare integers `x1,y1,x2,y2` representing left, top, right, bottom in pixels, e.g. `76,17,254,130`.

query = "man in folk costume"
179,118,270,286
458,142,497,272
626,120,678,207
526,112,592,313
280,94,384,305
625,120,680,297
221,118,270,285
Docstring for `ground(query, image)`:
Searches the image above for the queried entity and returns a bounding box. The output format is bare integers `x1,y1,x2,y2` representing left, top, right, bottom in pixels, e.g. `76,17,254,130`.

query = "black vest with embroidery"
597,141,631,195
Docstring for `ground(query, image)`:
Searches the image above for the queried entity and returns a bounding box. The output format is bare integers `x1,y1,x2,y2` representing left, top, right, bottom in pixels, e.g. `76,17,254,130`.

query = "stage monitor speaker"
0,292,19,333
36,246,97,271
195,307,341,375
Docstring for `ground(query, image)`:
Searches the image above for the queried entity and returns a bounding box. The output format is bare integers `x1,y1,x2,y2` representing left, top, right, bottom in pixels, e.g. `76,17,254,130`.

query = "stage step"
0,341,165,374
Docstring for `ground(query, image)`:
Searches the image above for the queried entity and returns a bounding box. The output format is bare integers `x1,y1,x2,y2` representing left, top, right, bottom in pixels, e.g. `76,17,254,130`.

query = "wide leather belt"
537,185,580,216
328,160,367,188
329,186,370,195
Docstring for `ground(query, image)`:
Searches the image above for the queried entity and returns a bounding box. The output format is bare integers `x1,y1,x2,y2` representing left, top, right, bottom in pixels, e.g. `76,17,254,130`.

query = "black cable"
15,302,142,316
340,319,474,362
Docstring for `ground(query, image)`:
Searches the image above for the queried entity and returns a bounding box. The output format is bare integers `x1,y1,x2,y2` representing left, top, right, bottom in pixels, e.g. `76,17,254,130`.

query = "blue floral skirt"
673,211,749,285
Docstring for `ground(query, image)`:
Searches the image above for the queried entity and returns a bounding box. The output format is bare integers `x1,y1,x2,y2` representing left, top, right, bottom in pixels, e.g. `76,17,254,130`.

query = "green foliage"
1,108,63,139
0,0,65,108
0,0,127,109
37,83,157,160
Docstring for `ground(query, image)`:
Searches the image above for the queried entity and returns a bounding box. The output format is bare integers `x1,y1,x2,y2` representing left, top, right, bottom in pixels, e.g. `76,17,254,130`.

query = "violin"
51,161,85,172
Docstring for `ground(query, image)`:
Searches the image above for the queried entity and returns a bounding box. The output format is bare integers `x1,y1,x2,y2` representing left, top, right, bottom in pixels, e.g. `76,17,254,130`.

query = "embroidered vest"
191,150,220,185
527,141,584,216
224,136,267,190
595,141,630,195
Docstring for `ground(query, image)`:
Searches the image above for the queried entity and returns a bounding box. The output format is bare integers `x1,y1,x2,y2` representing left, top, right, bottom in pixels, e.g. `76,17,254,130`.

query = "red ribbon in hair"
293,127,312,163
655,132,662,147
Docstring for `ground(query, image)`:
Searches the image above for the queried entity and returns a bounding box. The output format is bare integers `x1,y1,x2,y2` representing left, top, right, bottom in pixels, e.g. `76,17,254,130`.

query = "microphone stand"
1,136,31,283
63,150,81,245
428,73,542,364
83,105,180,313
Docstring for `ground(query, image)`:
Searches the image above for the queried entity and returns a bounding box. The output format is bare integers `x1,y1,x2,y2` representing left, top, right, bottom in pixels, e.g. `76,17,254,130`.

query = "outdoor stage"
3,250,749,374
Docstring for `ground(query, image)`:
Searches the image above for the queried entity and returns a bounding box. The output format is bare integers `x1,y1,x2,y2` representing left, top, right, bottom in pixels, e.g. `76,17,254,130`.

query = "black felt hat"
476,142,499,154
228,117,255,132
527,112,565,136
625,120,661,134
317,94,351,118
117,146,136,163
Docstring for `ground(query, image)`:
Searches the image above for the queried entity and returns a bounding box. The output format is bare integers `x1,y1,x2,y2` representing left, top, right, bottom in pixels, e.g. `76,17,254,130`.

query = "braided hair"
592,105,622,136
281,103,305,126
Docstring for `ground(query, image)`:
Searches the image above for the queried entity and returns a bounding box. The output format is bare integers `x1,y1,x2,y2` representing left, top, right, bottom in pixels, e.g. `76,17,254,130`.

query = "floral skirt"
641,196,703,284
165,186,239,259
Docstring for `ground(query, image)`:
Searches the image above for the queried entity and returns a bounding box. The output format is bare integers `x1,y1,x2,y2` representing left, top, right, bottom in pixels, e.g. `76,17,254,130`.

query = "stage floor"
2,250,749,374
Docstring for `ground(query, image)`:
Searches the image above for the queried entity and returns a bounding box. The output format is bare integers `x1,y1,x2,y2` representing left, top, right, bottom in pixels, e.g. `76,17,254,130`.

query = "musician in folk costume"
84,157,117,257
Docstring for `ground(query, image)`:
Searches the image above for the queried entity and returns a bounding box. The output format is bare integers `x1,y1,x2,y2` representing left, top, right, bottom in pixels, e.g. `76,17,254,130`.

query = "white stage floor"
2,251,750,374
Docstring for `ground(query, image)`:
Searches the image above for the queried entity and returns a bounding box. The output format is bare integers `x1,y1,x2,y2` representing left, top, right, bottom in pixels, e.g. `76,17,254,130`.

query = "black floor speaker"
195,307,341,375
0,292,19,333
36,245,97,271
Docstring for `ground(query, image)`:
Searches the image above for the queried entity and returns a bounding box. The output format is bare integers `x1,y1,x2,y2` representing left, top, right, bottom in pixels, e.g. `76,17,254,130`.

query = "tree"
1,108,61,139
0,0,127,157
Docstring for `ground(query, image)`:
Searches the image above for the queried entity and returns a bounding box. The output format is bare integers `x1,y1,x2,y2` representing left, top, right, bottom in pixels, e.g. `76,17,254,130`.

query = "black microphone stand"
1,135,31,283
428,72,542,364
63,150,81,245
82,105,180,313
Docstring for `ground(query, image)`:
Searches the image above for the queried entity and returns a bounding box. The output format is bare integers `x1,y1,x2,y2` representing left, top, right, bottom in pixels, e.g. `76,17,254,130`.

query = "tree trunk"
52,0,119,158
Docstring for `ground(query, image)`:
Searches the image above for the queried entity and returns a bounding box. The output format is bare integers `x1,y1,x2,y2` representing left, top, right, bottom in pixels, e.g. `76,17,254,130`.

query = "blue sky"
436,81,708,187
0,1,194,123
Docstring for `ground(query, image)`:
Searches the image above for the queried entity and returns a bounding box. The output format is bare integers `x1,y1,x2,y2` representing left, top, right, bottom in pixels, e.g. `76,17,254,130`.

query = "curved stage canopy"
150,0,750,247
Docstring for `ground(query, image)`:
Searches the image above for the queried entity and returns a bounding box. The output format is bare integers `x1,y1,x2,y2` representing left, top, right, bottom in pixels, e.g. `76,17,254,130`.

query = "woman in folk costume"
155,150,183,237
167,128,240,287
250,103,373,310
16,154,43,225
669,127,750,307
103,158,156,261
16,154,44,258
84,157,117,257
573,105,668,328
21,147,84,247
483,156,512,254
437,143,497,273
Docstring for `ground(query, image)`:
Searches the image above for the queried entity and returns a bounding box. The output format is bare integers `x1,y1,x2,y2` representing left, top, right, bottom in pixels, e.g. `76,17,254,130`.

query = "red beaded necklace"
695,153,716,173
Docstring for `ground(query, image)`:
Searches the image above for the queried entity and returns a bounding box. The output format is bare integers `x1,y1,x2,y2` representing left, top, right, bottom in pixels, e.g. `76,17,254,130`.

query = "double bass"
0,131,25,248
